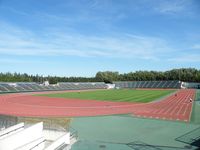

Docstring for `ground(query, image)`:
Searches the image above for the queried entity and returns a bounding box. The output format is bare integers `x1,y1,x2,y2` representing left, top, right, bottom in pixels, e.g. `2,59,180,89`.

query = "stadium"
0,78,200,150
0,81,197,120
1,0,200,150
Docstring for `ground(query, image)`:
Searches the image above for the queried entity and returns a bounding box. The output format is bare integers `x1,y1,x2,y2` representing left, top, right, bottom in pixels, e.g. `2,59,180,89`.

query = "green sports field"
36,89,175,103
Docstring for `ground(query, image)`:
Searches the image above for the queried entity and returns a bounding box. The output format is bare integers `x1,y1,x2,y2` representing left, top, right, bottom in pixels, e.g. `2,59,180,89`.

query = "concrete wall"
43,129,67,141
0,122,24,139
0,122,43,150
45,133,70,150
15,137,45,150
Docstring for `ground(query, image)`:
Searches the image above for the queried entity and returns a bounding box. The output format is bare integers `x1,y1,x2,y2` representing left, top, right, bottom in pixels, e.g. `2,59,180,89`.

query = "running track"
0,89,195,122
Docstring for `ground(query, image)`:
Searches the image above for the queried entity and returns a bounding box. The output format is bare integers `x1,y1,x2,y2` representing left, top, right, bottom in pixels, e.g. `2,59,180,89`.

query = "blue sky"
0,0,200,77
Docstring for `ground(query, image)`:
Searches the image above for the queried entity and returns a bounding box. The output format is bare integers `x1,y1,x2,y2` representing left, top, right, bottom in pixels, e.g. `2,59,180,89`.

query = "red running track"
0,89,195,122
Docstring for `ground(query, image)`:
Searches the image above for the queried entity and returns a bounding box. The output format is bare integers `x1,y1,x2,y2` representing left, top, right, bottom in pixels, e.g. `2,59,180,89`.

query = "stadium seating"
58,82,107,90
0,80,183,94
0,82,107,93
114,81,182,89
0,83,18,92
182,82,200,89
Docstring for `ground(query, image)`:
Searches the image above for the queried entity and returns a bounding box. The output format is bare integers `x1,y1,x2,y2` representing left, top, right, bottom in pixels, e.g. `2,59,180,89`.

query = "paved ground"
70,115,200,150
191,90,200,124
0,89,195,122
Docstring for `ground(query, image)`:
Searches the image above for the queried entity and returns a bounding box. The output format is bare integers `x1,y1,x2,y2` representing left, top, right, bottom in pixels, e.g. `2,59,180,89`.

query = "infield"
35,89,175,103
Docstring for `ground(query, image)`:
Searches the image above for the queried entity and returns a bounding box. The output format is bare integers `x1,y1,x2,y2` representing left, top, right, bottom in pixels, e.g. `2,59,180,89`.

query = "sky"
0,0,200,77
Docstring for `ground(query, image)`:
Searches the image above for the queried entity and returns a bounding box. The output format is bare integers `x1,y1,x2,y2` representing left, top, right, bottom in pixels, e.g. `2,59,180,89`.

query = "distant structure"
43,80,50,86
0,82,107,94
181,82,200,89
106,83,115,89
0,80,199,94
114,80,182,89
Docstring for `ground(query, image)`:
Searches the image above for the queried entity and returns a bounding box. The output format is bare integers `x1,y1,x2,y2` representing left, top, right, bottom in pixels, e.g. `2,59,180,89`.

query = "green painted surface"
191,90,200,124
70,116,200,150
36,89,175,103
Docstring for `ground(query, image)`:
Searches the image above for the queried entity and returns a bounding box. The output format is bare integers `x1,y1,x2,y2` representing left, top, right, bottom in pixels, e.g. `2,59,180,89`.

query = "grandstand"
0,115,77,150
58,82,107,90
0,122,76,150
114,80,182,89
0,81,199,94
0,82,107,93
182,82,200,89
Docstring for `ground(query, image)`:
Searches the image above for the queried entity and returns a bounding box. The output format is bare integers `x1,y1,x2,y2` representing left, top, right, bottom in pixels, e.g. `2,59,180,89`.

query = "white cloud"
192,44,200,50
168,54,200,62
153,0,193,15
0,58,48,64
2,24,194,64
0,21,176,61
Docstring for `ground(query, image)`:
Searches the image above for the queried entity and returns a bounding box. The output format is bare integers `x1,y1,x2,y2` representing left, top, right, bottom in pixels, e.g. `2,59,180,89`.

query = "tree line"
96,68,200,83
0,68,199,84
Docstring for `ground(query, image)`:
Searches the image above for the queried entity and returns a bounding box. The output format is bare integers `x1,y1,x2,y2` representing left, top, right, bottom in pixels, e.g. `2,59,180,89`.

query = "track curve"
0,89,195,122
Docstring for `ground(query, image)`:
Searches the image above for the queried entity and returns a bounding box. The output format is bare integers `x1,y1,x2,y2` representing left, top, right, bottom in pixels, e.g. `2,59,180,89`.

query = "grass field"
36,89,175,103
